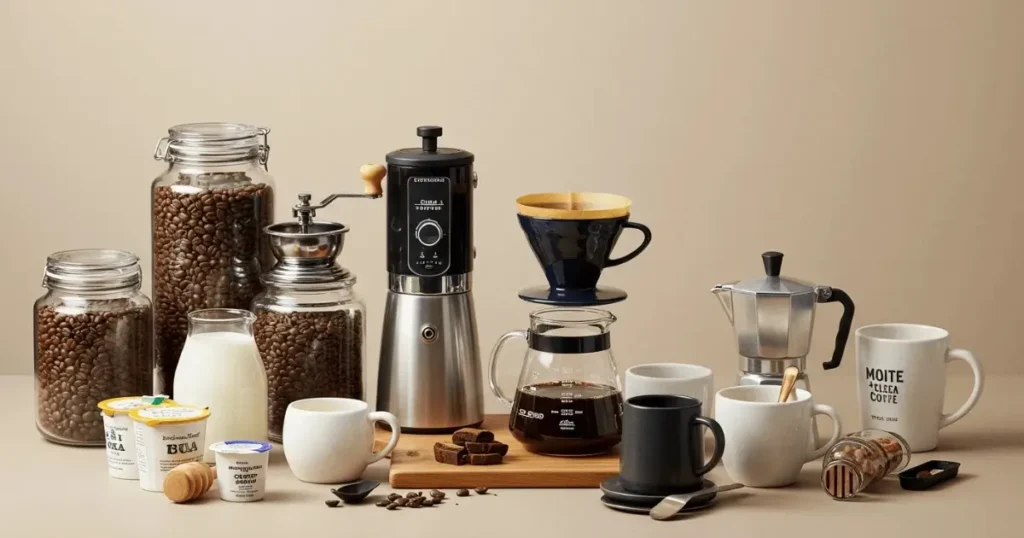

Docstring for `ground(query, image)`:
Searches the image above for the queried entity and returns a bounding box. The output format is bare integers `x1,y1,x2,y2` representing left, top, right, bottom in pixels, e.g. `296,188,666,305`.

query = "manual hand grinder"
375,126,483,432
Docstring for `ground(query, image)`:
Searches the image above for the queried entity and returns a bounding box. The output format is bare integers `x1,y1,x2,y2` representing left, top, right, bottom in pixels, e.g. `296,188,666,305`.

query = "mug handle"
692,416,725,476
806,404,842,461
939,348,984,429
488,330,528,408
605,221,652,268
366,411,401,464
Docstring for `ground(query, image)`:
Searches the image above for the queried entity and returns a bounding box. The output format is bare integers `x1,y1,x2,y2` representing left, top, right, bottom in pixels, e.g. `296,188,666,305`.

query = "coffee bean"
456,489,470,497
406,492,420,499
386,503,399,510
429,489,445,500
325,500,340,508
422,499,434,507
35,302,152,445
152,174,273,394
375,499,391,507
253,309,363,442
387,493,402,502
395,497,408,506
474,486,489,494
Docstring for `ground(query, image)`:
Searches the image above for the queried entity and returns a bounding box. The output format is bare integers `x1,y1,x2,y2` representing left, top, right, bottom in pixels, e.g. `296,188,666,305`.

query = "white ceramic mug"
283,398,400,484
715,386,841,488
624,363,714,413
856,324,984,452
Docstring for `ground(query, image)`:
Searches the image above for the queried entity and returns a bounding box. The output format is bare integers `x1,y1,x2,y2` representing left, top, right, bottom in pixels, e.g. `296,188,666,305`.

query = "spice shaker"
34,250,154,446
821,429,911,500
151,122,276,396
253,216,366,442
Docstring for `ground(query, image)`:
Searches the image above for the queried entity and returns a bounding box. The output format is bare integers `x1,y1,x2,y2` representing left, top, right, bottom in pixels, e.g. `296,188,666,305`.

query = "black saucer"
600,495,717,515
600,476,717,507
518,285,628,306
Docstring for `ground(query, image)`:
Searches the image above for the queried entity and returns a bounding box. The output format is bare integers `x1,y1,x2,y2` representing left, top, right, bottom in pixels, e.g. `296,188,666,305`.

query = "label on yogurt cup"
209,440,272,454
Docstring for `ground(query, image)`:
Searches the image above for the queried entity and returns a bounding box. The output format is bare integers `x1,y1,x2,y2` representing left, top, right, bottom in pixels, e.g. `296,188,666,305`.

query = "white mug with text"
856,324,984,452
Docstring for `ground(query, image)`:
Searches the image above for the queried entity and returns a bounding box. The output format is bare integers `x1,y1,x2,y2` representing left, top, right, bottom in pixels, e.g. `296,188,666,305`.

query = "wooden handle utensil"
778,366,800,402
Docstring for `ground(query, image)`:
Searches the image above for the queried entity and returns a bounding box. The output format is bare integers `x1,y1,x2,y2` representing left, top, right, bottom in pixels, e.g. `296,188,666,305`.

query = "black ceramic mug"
620,394,725,495
516,193,652,291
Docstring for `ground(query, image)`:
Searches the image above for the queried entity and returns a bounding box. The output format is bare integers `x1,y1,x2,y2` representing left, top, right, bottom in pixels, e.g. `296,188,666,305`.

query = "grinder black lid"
386,125,474,167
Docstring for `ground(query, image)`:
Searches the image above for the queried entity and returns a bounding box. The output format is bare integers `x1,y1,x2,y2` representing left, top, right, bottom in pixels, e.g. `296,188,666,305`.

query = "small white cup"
624,363,714,413
209,440,271,502
715,386,842,488
283,398,400,484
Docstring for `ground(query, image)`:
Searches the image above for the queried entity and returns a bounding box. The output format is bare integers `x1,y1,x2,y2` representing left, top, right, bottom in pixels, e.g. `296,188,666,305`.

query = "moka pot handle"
818,287,855,370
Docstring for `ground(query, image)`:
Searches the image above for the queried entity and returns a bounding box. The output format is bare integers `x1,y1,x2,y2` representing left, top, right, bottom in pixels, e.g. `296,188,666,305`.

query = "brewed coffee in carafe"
488,308,623,455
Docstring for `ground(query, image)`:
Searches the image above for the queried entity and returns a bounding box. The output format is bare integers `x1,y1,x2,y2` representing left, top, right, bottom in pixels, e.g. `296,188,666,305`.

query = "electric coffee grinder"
712,251,856,391
375,126,483,432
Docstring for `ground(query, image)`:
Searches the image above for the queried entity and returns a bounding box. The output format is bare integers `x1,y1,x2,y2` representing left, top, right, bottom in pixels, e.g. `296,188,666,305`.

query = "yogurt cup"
129,405,210,492
97,396,177,480
209,440,272,502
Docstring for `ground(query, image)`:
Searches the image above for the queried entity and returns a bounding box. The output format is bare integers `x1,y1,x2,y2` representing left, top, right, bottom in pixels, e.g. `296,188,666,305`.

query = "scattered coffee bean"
375,499,391,507
409,497,424,508
325,500,340,508
430,489,445,499
253,309,363,441
475,487,489,494
35,302,152,445
422,499,434,507
456,489,470,497
406,491,420,499
387,493,402,501
386,503,399,510
395,497,408,506
152,176,273,394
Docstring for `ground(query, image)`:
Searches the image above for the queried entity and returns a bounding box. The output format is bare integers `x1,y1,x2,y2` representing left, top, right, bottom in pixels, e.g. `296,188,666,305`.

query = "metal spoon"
778,365,800,402
649,483,744,520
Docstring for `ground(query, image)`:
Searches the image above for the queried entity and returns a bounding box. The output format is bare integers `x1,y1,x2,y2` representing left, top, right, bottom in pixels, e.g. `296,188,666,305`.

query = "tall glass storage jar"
151,123,275,395
34,250,153,446
253,221,366,442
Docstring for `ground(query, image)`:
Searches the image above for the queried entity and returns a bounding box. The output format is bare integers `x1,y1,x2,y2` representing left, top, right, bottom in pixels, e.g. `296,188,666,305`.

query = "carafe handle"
819,287,855,370
488,330,529,408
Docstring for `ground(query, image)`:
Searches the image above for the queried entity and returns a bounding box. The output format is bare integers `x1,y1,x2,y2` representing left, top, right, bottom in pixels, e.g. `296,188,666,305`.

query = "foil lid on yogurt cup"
209,440,272,455
129,405,210,427
98,395,175,417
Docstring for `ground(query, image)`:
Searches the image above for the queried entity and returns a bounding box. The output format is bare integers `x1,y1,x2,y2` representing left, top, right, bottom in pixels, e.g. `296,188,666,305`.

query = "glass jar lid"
153,122,270,168
43,249,142,292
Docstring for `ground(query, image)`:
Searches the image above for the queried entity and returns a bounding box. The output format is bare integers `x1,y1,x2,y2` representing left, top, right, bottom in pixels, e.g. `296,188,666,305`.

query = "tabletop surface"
2,373,1020,537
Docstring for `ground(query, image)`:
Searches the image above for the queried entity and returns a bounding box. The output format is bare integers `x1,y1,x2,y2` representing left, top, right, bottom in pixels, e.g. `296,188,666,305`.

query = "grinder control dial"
415,219,443,247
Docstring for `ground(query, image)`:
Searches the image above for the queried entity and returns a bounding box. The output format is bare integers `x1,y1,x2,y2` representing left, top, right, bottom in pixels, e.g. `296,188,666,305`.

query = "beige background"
2,1,1022,406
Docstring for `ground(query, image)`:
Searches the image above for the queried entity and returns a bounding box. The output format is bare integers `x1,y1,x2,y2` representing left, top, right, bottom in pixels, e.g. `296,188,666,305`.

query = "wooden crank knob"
360,163,386,196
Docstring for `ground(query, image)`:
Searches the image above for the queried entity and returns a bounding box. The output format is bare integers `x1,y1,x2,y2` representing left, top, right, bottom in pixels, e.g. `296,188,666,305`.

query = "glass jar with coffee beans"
34,250,153,446
253,221,366,442
151,123,275,395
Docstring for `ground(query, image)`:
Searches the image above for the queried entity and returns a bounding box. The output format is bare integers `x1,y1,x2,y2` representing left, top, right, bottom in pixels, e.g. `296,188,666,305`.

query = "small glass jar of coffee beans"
34,250,153,446
253,222,366,442
151,123,275,396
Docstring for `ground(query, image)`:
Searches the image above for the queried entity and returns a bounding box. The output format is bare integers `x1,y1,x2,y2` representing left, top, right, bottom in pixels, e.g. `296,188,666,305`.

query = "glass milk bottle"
173,309,268,462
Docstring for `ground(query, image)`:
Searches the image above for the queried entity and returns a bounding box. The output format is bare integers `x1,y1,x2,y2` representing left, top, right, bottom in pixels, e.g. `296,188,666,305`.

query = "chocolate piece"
469,453,503,465
465,441,509,456
434,442,468,465
452,428,495,446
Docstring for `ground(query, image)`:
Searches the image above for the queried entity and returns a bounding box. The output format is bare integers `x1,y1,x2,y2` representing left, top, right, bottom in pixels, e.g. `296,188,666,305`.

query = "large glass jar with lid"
252,221,366,442
34,250,154,446
151,123,275,395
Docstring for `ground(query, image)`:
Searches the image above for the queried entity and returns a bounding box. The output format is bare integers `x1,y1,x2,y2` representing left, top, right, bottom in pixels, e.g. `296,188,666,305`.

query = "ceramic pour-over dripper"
515,192,652,306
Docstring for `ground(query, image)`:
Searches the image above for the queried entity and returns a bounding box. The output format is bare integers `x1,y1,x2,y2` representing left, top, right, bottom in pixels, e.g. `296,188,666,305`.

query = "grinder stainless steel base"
375,126,484,432
377,277,482,432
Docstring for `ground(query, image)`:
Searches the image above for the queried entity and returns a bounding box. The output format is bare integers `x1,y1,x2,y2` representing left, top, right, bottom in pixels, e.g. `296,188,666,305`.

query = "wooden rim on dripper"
516,192,631,220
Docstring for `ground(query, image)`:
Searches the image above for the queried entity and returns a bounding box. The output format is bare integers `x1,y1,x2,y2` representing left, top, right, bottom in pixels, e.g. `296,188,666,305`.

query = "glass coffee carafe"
488,308,623,455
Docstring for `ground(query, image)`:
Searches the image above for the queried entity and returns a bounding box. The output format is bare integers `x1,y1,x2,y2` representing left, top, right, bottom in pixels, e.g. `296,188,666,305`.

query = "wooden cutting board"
374,414,619,488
